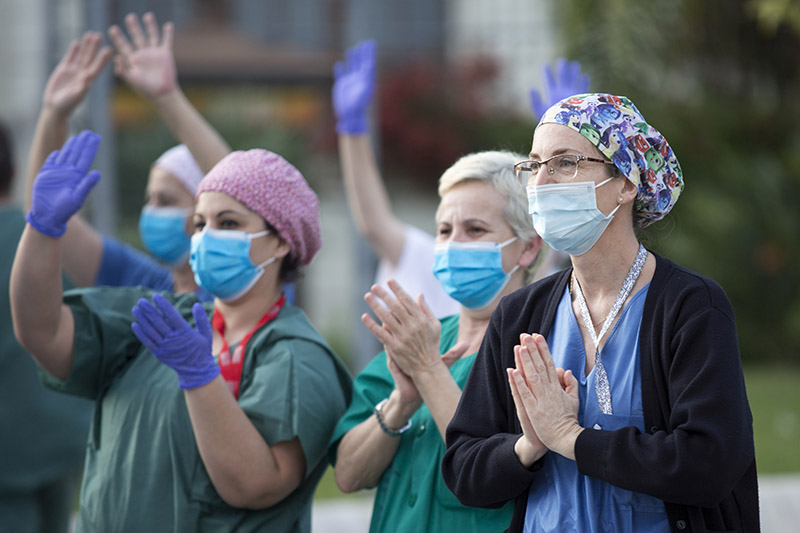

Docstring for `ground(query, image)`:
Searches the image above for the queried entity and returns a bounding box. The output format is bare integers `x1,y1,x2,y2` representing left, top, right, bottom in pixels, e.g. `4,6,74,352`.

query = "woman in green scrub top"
10,133,352,532
329,148,544,533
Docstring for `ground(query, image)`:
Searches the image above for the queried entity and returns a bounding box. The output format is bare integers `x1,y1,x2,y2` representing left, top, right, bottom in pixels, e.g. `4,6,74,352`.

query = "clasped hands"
362,280,467,406
508,333,583,464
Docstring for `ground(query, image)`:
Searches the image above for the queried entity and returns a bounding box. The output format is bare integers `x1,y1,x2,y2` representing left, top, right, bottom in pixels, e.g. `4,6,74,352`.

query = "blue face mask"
432,237,519,310
189,227,274,301
527,177,620,257
138,205,192,265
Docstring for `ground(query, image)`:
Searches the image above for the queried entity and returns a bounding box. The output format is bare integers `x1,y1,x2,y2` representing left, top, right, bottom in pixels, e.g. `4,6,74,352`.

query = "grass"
744,365,800,473
314,465,373,501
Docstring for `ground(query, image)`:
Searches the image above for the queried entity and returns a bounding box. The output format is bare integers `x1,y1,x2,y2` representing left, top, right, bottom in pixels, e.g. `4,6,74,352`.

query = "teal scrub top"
43,287,352,532
330,315,514,533
0,206,91,493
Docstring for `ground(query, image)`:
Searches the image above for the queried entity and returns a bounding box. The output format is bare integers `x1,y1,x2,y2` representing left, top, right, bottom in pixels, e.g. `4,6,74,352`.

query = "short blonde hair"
437,151,543,283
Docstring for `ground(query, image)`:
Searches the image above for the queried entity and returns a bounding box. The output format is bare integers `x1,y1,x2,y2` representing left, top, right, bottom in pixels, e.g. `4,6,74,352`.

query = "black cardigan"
442,253,759,532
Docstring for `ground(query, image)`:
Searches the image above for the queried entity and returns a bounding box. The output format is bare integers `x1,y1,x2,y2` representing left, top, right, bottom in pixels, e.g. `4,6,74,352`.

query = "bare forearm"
412,363,463,441
151,89,230,173
26,109,69,211
10,225,75,379
334,391,415,492
338,135,406,265
184,377,304,509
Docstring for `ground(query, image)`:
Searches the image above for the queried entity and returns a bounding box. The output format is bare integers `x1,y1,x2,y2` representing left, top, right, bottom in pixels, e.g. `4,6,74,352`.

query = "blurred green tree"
556,0,800,364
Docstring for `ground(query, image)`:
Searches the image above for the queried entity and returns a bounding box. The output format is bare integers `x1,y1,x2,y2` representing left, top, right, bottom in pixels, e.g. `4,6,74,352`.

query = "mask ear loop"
251,230,277,269
498,236,518,249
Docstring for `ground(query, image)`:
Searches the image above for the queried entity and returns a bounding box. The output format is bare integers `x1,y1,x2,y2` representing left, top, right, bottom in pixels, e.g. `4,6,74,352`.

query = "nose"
532,164,556,186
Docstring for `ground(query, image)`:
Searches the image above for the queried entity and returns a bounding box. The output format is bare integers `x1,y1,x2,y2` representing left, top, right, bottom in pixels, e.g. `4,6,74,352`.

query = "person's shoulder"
652,253,734,317
499,268,569,312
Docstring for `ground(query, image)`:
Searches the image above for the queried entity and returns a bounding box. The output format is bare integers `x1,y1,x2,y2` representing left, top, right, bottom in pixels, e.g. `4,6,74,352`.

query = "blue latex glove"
131,293,219,390
332,40,376,135
529,58,590,121
27,130,102,238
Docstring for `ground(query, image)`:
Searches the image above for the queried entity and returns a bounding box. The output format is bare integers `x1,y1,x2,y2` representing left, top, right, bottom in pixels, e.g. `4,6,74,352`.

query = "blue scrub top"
524,283,670,532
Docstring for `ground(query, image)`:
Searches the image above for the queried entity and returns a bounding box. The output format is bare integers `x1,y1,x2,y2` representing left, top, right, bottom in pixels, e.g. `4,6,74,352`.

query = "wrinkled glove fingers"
191,303,213,345
132,299,172,339
357,40,376,73
73,171,101,203
554,57,569,85
43,150,60,168
153,293,190,331
74,131,101,173
55,135,79,166
131,322,160,354
333,60,346,81
530,89,545,120
565,61,581,85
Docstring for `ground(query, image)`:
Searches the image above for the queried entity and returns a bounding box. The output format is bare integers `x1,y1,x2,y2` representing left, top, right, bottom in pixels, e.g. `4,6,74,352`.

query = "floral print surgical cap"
538,93,683,227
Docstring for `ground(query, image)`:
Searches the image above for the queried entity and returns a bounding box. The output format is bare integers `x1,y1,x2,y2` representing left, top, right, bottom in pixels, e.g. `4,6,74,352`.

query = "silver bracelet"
374,398,412,436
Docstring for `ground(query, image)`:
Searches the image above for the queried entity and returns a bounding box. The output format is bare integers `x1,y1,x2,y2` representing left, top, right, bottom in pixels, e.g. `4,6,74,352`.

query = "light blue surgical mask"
138,205,192,265
432,237,519,310
189,227,274,301
527,177,619,256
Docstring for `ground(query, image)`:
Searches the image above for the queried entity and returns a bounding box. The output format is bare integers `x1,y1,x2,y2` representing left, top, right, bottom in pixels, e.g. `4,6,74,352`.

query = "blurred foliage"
748,0,800,34
376,57,535,191
556,0,800,364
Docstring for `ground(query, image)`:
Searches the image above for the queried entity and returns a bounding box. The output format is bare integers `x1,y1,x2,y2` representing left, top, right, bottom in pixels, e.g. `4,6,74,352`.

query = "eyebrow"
528,146,573,160
193,209,244,219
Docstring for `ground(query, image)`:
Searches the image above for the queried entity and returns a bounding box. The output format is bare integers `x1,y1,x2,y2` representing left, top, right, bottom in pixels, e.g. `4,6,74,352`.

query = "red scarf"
211,294,286,398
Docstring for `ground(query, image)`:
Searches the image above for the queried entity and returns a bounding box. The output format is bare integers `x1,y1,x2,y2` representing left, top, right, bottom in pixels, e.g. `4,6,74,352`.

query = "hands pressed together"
508,333,583,464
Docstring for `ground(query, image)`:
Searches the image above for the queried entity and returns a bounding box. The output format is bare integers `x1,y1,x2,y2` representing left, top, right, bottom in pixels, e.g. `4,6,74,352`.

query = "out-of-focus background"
1,0,798,530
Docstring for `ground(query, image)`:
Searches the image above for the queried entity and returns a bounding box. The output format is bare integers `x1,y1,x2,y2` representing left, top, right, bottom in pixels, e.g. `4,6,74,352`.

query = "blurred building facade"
0,0,557,368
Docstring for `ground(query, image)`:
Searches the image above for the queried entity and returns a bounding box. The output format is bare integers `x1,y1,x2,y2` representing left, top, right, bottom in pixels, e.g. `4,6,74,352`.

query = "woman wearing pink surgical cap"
443,93,759,532
12,138,352,532
25,13,229,299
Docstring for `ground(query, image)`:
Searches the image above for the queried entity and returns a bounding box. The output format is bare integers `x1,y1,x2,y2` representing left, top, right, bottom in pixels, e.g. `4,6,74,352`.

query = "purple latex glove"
332,40,376,135
27,130,102,238
529,58,590,121
131,293,219,390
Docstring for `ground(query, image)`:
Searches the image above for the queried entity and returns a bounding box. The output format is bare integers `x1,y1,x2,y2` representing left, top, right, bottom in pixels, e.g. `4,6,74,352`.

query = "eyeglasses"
514,154,617,185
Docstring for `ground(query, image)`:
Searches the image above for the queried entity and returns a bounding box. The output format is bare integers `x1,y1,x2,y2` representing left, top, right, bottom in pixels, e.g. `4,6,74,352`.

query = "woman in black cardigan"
442,93,759,533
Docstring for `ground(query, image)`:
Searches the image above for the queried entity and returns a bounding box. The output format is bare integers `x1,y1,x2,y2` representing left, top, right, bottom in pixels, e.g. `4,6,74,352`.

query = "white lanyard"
572,244,648,414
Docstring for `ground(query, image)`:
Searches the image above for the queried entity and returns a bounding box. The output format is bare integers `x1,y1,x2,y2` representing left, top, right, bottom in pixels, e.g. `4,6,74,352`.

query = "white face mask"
526,177,619,256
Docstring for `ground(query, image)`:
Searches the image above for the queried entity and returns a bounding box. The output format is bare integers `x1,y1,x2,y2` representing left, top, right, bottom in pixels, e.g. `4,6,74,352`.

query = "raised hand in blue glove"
332,39,376,135
529,58,590,121
131,293,220,390
27,130,102,237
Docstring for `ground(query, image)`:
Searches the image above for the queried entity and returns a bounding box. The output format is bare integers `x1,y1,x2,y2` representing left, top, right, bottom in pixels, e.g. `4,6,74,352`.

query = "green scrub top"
43,286,353,532
329,315,514,533
0,206,91,493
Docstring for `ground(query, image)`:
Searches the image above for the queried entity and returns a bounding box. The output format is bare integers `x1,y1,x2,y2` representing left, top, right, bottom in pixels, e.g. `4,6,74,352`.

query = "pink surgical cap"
196,149,321,266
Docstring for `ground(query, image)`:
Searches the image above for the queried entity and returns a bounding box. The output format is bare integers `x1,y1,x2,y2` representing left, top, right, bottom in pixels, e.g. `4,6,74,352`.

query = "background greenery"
555,0,800,366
